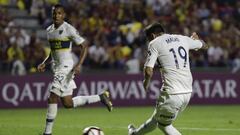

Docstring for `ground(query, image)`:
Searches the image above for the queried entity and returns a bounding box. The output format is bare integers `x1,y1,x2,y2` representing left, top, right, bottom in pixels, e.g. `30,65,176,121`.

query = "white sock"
73,95,100,107
44,104,57,134
158,124,182,135
135,117,157,134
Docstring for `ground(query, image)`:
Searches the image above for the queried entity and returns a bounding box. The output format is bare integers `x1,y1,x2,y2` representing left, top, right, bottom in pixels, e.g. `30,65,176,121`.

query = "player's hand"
37,63,46,72
191,32,199,40
72,65,81,74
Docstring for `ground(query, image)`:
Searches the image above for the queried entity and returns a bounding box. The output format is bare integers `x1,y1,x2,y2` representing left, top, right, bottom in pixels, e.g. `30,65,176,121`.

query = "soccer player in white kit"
37,4,113,135
128,22,207,135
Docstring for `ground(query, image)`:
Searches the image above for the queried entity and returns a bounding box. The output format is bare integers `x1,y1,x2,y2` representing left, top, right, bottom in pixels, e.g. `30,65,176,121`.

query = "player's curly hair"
52,4,65,12
144,22,164,41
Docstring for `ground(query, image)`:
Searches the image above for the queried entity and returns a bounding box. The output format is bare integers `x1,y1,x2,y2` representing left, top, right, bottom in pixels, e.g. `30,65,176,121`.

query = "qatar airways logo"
192,80,237,98
76,81,161,100
1,82,50,106
0,79,238,107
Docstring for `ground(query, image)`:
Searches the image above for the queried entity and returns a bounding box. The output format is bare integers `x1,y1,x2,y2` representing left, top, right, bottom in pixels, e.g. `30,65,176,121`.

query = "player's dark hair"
144,22,164,41
52,4,65,12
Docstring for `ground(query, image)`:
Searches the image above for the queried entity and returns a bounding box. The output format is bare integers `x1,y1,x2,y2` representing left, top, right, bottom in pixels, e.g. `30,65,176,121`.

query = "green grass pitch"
0,105,239,135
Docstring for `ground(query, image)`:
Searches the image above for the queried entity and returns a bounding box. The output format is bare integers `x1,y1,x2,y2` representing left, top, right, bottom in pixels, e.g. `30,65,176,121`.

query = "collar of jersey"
53,21,65,30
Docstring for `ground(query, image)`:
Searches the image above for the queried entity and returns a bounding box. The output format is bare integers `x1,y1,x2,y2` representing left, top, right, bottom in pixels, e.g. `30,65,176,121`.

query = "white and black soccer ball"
83,126,104,135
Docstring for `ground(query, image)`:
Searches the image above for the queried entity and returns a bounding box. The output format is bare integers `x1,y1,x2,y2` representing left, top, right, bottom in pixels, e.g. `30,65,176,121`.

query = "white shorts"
50,67,76,97
153,91,191,126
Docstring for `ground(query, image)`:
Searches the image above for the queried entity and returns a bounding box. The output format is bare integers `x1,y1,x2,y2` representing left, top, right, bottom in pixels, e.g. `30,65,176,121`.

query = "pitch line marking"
80,126,240,132
0,124,240,132
179,127,240,131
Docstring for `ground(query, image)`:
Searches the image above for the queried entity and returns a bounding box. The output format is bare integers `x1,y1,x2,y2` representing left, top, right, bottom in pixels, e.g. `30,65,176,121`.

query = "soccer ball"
83,126,104,135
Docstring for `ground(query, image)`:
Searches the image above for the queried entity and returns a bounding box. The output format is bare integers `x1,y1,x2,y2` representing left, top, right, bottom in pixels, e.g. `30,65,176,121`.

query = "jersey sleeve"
185,36,203,50
68,25,85,45
144,42,159,68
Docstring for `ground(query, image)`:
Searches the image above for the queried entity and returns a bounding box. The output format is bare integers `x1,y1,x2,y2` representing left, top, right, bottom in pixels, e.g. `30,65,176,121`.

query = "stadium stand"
0,0,240,75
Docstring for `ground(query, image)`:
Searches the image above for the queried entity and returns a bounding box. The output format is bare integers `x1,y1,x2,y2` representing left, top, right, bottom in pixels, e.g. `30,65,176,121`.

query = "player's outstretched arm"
72,41,88,74
191,32,209,49
143,66,153,92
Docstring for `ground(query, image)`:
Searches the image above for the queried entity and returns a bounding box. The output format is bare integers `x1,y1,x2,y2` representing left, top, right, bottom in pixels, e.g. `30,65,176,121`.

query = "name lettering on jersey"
165,37,179,44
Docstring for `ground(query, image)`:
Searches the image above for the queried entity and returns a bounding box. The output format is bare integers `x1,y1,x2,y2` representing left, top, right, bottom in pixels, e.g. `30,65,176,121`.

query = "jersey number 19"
169,46,187,69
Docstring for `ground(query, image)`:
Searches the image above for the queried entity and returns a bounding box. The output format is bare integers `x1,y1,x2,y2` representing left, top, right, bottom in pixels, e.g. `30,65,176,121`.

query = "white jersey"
46,21,85,70
144,34,203,94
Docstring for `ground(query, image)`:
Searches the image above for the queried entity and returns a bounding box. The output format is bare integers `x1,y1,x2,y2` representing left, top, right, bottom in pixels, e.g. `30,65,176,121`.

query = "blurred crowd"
0,0,240,75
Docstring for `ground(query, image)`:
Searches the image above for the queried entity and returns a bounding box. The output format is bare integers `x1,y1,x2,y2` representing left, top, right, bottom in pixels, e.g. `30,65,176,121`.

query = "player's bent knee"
62,101,73,109
48,92,59,103
48,96,58,104
63,104,73,109
61,95,74,108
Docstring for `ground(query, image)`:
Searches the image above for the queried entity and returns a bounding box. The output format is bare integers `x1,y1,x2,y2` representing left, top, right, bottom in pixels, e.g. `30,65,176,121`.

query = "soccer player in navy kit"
37,4,112,135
